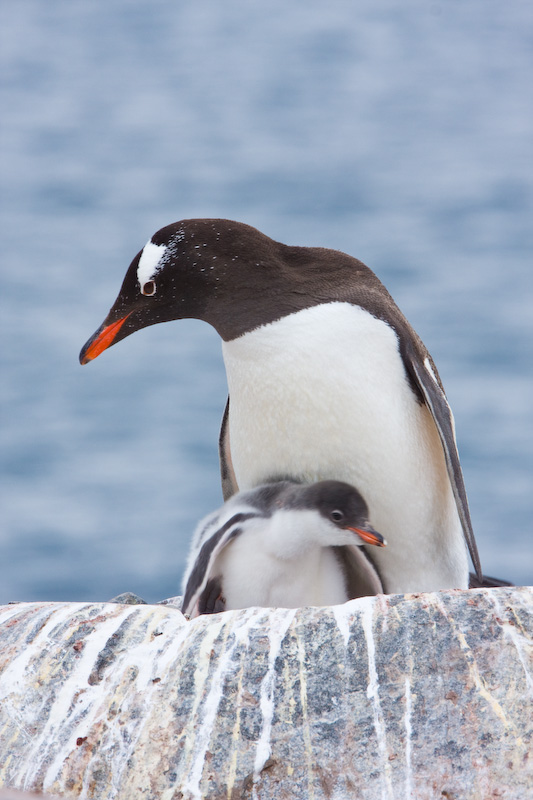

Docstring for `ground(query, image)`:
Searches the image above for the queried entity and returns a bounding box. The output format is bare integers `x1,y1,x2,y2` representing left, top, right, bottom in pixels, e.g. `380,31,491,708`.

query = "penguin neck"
262,509,329,560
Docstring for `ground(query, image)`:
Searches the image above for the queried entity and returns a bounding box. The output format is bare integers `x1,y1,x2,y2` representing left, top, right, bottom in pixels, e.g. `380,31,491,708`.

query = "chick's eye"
141,280,156,296
331,510,344,522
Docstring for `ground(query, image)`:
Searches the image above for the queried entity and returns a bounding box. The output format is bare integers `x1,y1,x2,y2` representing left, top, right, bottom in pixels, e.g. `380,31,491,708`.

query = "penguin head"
285,480,387,549
79,217,375,364
80,220,224,364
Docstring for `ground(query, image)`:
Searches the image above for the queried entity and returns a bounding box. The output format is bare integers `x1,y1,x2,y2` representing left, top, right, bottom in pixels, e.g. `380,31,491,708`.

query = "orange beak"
80,314,131,365
349,526,387,548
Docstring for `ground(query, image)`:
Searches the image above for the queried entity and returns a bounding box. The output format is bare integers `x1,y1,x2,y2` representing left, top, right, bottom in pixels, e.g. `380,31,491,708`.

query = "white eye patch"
137,241,167,292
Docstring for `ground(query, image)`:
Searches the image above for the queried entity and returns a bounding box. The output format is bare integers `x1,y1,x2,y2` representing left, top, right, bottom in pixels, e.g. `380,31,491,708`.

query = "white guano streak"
183,608,267,800
0,603,76,697
0,602,191,792
361,600,394,800
78,608,192,800
332,602,353,648
332,595,385,650
179,614,229,800
252,608,297,791
24,606,140,787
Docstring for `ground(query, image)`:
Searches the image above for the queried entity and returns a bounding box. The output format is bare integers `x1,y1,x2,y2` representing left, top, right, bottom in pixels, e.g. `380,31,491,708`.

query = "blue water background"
1,0,532,603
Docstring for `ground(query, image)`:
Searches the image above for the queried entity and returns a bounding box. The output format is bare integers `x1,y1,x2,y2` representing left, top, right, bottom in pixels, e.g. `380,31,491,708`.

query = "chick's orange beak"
349,526,387,548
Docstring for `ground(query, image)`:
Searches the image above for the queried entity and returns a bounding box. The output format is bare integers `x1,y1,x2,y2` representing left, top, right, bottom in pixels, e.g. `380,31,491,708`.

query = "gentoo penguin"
181,480,386,618
80,218,483,594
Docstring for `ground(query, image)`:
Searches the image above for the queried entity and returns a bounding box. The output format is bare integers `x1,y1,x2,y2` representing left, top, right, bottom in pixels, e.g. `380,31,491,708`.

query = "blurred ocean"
1,0,532,603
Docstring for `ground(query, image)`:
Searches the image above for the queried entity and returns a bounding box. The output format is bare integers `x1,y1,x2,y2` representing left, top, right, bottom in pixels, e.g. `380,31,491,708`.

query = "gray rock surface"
0,587,531,799
0,792,57,799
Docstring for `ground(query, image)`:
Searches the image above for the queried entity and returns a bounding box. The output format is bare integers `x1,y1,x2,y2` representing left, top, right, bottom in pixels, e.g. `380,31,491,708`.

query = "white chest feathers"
211,511,351,609
221,303,468,592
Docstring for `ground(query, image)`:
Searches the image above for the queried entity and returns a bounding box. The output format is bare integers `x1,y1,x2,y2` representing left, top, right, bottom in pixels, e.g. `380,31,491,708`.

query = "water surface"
1,0,532,601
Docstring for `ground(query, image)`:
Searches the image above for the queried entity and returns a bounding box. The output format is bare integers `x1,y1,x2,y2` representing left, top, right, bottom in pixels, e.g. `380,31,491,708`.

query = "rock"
107,592,147,605
0,587,531,799
0,792,58,799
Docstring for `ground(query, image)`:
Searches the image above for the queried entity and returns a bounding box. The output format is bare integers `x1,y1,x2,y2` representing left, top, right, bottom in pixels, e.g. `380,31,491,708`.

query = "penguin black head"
283,480,386,547
80,220,225,363
79,218,376,364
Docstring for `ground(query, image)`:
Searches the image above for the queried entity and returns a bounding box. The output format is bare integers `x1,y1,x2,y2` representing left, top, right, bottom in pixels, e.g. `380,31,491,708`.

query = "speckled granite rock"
0,588,531,799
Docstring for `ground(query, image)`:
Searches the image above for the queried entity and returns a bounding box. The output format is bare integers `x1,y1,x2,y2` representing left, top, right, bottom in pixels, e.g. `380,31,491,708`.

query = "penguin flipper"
181,509,256,618
219,396,239,500
181,533,228,618
407,346,482,582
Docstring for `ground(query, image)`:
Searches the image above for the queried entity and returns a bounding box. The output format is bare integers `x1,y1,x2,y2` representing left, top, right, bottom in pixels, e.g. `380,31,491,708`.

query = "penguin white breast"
221,302,467,592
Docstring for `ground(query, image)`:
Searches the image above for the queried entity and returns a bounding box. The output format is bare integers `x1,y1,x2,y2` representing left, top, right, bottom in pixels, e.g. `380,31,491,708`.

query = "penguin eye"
331,510,344,522
141,280,156,296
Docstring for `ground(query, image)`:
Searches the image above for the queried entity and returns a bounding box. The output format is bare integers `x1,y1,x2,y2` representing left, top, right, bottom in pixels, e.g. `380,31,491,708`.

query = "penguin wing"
181,510,256,618
219,397,239,500
406,344,482,581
